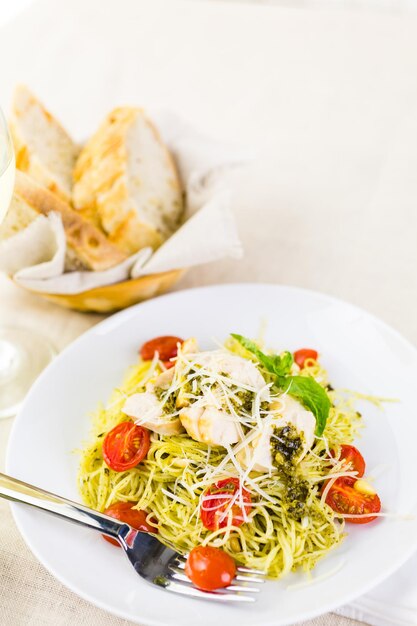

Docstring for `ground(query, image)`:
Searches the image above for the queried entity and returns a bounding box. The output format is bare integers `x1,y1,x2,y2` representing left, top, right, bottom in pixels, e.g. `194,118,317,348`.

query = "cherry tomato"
200,478,252,530
185,546,236,591
325,479,381,524
103,502,157,547
103,422,150,472
335,445,366,479
140,336,184,363
293,348,318,369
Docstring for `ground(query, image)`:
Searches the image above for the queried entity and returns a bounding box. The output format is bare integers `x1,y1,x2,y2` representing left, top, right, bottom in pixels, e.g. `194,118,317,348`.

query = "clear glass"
0,107,55,419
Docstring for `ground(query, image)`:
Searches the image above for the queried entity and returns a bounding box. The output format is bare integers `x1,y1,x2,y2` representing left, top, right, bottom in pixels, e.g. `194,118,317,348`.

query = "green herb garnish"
231,334,330,436
230,334,293,379
282,375,331,437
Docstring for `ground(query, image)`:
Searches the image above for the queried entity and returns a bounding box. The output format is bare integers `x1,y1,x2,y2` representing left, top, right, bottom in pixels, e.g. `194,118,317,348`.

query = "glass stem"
0,339,20,382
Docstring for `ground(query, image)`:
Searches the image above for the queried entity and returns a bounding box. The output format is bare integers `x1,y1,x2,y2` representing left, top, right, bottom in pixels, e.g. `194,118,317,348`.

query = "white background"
4,0,417,31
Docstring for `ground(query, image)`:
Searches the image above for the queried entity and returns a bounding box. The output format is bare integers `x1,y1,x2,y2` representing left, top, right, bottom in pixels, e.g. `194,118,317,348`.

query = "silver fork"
0,472,265,602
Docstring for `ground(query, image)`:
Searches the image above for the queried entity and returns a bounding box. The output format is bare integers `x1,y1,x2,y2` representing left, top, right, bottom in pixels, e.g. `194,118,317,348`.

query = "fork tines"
167,556,266,602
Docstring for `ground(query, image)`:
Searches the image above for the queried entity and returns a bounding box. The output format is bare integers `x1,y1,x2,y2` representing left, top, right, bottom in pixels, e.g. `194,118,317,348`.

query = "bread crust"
10,85,79,203
13,171,127,271
73,107,183,255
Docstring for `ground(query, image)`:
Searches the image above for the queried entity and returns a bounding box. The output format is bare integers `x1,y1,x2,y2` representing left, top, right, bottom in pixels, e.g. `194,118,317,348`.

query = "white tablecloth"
1,1,417,625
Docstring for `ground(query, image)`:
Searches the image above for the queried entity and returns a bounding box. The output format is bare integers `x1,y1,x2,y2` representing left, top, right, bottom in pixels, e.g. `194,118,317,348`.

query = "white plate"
6,284,417,626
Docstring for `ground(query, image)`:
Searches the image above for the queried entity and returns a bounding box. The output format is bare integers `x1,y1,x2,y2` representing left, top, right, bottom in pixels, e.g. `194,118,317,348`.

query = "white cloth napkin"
0,112,244,294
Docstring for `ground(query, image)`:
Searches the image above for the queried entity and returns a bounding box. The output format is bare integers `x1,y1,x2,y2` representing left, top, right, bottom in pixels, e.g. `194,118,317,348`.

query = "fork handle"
0,472,126,541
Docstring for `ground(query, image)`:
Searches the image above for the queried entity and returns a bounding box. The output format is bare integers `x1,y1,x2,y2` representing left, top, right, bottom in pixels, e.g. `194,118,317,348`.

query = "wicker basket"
19,269,185,313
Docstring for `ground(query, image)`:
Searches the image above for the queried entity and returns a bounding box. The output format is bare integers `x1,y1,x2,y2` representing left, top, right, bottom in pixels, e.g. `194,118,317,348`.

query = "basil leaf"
231,334,293,378
231,334,330,435
275,351,294,379
282,376,331,436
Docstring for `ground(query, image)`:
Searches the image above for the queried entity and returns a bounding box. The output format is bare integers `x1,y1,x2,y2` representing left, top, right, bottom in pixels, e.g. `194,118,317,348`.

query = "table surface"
1,0,417,625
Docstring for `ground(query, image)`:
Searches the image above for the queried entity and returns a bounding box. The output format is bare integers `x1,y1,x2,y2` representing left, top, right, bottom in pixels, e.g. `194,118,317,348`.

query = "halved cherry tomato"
293,348,318,369
185,546,236,591
140,336,184,363
200,478,252,530
103,502,157,547
102,422,150,472
334,444,366,479
162,360,176,370
325,479,381,524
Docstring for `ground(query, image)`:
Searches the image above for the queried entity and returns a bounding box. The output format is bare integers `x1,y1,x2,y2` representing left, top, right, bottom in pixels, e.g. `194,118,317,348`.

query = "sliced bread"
73,107,183,255
0,171,127,271
10,85,79,203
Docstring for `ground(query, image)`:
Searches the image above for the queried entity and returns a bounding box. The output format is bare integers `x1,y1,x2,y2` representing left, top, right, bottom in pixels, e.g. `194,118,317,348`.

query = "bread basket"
1,90,243,313
18,268,185,313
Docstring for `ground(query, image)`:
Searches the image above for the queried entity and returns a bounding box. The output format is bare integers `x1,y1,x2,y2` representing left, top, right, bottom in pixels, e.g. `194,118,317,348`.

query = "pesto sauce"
154,386,178,415
229,388,255,413
271,424,303,465
284,474,309,518
181,373,201,398
271,424,310,520
181,369,257,416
